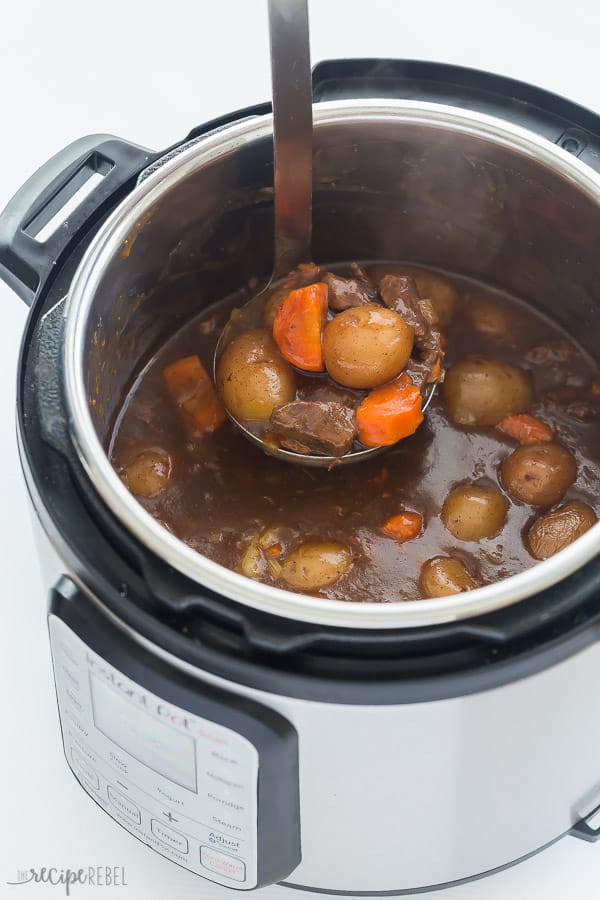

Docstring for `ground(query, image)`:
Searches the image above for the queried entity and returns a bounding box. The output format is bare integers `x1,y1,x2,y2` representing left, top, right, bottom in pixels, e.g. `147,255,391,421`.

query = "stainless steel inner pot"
63,100,600,628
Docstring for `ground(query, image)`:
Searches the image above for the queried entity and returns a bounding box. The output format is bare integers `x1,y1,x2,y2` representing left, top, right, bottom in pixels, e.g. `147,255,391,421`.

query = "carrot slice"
496,414,552,445
356,380,424,447
381,511,424,543
272,283,328,371
427,354,444,384
163,355,226,437
265,543,283,558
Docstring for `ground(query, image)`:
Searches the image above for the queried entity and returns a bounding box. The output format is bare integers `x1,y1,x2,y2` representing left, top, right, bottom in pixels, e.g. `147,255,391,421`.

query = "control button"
200,846,246,882
60,642,79,667
61,665,80,689
71,748,99,791
151,819,189,854
107,785,141,824
162,811,178,823
208,812,244,835
64,709,89,739
109,751,129,776
205,768,245,791
207,791,246,814
65,687,83,712
209,750,241,767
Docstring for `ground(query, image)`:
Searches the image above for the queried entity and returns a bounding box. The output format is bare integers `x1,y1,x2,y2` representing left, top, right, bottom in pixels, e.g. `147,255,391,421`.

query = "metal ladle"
214,0,434,468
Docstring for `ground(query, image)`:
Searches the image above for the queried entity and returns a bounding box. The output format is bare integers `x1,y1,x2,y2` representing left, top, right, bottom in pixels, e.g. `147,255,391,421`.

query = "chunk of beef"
270,401,357,456
325,264,378,311
379,274,444,388
298,379,364,409
543,384,600,421
525,339,581,365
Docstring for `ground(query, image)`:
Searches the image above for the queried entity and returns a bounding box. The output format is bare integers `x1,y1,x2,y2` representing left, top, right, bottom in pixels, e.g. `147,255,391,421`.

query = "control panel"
49,615,258,888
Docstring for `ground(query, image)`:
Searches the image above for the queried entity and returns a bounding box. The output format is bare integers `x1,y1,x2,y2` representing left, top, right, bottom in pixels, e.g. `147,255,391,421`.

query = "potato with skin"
217,329,295,422
443,357,533,426
323,303,414,389
123,449,172,498
279,541,352,591
370,265,459,326
466,295,514,340
263,286,288,328
501,442,577,506
442,484,509,541
420,557,478,598
527,501,597,560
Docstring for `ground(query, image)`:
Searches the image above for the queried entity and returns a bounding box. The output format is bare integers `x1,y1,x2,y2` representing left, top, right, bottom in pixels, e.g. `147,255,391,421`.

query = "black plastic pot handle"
0,134,156,306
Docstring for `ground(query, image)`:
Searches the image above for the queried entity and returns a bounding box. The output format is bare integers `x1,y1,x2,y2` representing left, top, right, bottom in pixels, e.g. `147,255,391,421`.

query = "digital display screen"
90,673,197,792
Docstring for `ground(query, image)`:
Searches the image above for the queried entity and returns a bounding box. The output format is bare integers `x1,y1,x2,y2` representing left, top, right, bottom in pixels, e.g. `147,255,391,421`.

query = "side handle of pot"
0,135,156,306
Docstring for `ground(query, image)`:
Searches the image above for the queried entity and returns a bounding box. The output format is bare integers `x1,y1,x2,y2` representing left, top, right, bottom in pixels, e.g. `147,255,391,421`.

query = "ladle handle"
268,0,313,277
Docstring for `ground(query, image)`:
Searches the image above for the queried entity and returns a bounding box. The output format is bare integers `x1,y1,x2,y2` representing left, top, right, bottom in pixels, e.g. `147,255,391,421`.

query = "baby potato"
527,501,597,560
123,449,172,498
217,329,296,422
322,303,414,389
466,295,514,340
443,357,533,426
279,540,352,591
263,285,289,328
420,556,478,598
501,442,577,506
442,484,509,541
370,265,459,326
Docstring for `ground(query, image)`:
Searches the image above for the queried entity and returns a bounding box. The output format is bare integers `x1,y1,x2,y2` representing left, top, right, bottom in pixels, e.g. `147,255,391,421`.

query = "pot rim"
63,99,600,630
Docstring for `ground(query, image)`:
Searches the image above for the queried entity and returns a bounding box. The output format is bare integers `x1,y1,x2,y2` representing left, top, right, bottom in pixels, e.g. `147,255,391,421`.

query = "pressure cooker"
3,60,600,893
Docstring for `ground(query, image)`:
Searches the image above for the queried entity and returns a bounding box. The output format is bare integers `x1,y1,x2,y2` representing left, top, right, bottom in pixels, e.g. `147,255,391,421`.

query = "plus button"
162,811,178,823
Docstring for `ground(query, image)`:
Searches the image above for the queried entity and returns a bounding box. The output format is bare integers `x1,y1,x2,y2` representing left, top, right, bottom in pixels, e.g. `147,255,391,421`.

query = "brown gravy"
109,264,600,602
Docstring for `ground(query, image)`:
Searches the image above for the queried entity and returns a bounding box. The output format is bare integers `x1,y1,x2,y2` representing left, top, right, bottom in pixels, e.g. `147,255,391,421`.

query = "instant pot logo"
6,867,127,895
86,655,228,744
208,832,241,853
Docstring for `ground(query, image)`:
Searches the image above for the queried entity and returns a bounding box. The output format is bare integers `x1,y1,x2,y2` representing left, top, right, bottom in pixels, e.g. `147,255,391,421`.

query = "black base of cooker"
15,58,600,704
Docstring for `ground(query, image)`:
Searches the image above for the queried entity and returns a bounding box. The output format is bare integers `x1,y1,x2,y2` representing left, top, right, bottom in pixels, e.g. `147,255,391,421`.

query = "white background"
1,0,600,897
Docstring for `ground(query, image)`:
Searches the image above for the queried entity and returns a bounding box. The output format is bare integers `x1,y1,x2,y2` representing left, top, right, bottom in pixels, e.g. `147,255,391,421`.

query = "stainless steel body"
6,87,600,894
64,99,600,627
33,525,600,893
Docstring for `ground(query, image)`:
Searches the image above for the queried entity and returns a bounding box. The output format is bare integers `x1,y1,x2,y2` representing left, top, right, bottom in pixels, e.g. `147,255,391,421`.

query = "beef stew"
109,263,600,602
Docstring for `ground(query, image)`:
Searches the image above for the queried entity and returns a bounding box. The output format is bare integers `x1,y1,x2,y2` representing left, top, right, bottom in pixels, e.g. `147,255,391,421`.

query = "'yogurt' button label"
200,846,246,882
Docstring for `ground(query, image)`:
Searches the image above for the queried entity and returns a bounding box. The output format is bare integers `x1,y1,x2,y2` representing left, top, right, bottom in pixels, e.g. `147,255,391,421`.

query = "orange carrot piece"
272,283,328,371
356,380,424,447
381,511,424,543
163,355,226,437
265,543,283,558
427,353,444,384
496,413,552,445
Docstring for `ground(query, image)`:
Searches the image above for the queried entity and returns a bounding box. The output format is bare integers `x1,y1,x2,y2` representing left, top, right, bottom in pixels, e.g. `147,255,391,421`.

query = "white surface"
1,1,600,897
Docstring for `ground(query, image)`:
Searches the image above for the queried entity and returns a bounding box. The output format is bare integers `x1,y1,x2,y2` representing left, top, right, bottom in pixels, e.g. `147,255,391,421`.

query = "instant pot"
3,60,600,893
